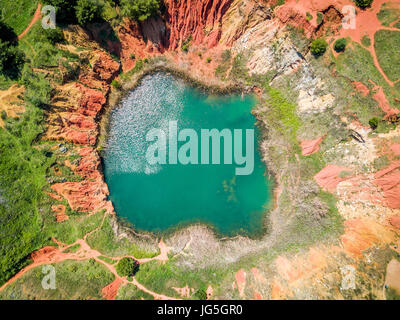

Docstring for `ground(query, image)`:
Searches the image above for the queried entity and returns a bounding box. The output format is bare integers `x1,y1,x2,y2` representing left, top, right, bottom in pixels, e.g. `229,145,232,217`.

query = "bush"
45,28,65,44
0,40,25,79
0,20,17,43
43,0,78,24
111,79,122,89
120,0,160,21
334,38,347,52
194,289,207,300
116,257,138,277
354,0,373,8
311,38,328,57
206,57,212,63
21,65,52,108
75,0,104,26
369,117,380,130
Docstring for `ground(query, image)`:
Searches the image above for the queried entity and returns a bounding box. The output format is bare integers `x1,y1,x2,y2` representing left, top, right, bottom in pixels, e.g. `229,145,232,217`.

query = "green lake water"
103,72,272,236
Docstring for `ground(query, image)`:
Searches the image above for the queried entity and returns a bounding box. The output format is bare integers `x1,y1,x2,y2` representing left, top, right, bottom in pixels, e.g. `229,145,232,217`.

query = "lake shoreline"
97,59,279,242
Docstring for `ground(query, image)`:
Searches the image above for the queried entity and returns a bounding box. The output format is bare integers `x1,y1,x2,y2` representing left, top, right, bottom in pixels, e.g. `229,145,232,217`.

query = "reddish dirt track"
18,3,42,40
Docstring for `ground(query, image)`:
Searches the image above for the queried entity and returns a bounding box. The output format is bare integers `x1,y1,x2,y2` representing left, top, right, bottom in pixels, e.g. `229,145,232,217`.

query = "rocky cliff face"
164,0,233,49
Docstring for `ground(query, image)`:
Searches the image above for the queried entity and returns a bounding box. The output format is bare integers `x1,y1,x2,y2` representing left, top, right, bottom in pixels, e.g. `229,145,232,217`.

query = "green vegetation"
334,38,347,52
374,30,400,82
369,117,380,130
194,288,207,300
0,0,39,34
386,287,400,300
306,12,313,21
0,21,25,80
111,79,122,89
75,0,104,26
373,155,390,171
311,38,328,57
206,57,212,63
377,4,400,27
0,259,115,299
361,35,371,47
116,257,138,277
120,0,159,21
181,35,192,52
263,86,301,145
43,0,78,24
354,0,373,9
316,12,324,25
116,283,154,300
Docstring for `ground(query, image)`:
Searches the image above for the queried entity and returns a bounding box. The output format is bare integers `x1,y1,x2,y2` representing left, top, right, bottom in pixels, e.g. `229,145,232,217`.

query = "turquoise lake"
103,72,272,236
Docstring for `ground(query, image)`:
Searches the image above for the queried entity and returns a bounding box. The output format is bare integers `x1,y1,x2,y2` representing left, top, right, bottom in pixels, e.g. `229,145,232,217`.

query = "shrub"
129,53,136,60
120,0,160,21
306,12,313,21
369,117,380,130
354,0,373,8
75,0,103,25
43,0,78,23
45,28,65,44
0,20,17,43
311,38,328,57
21,65,52,108
206,57,212,63
111,79,122,89
0,40,25,79
194,289,207,300
316,12,324,25
334,38,347,52
116,257,138,277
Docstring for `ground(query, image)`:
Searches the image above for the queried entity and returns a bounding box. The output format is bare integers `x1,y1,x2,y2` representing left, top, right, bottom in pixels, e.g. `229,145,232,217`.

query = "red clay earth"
18,3,41,39
314,164,351,193
300,137,324,156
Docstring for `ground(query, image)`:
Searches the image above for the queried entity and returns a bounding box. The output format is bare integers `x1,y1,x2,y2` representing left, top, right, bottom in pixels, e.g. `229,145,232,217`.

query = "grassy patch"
0,259,115,300
374,30,400,82
0,0,39,35
86,216,159,259
377,4,400,27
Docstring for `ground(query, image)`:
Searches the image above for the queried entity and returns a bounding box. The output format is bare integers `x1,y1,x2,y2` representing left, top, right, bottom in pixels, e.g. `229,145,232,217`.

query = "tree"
369,117,380,130
334,38,347,52
311,38,328,57
43,0,78,23
75,0,103,25
116,257,138,277
0,20,17,43
120,0,160,21
354,0,373,8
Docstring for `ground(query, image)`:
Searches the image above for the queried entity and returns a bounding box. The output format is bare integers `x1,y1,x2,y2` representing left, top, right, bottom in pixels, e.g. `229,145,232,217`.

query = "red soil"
373,160,400,209
164,0,233,49
18,3,41,40
300,137,323,156
51,204,69,222
235,269,246,297
353,81,370,97
391,144,400,156
314,164,351,192
102,278,124,300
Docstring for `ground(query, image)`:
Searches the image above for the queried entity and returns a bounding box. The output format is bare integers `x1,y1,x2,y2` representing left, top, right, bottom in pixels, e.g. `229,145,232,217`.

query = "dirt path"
0,213,178,300
18,3,41,40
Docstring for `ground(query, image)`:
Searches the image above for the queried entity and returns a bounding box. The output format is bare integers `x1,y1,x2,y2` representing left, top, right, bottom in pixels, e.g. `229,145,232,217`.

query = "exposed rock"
164,0,233,49
314,164,351,193
300,137,323,156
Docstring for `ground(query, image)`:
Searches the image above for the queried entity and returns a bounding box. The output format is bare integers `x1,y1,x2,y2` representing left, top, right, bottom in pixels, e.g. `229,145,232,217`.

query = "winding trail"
0,213,178,300
18,3,42,40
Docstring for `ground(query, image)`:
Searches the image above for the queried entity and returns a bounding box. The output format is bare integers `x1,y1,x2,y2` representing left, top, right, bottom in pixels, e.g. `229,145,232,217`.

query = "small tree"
75,0,103,26
116,257,138,277
334,38,347,52
354,0,373,8
311,38,328,57
120,0,160,21
43,0,78,23
369,117,380,130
